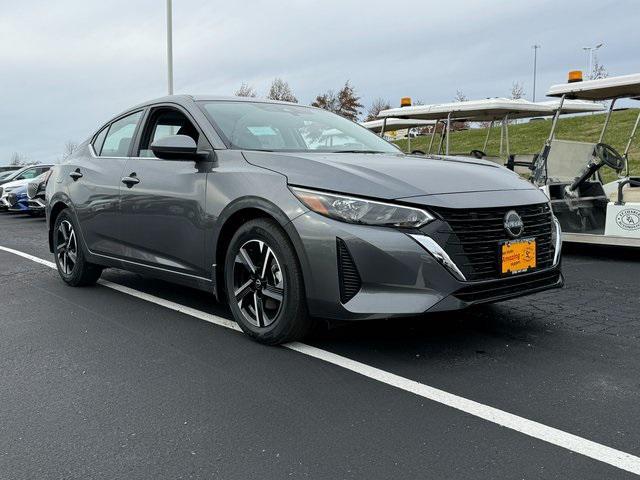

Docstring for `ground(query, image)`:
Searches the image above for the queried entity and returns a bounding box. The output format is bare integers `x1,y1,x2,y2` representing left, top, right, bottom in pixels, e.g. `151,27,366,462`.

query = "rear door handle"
121,174,140,188
69,169,83,181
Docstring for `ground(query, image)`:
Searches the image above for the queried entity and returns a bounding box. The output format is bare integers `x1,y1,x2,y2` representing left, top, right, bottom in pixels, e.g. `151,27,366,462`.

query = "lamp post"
582,43,604,79
166,0,174,95
532,44,541,102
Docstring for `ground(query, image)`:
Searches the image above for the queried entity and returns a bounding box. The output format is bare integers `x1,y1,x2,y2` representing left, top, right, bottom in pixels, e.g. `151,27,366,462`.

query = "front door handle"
69,169,83,181
121,174,140,188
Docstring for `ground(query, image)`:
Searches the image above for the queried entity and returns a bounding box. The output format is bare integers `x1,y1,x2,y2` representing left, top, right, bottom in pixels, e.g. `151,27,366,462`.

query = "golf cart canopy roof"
360,118,435,133
546,73,640,101
378,97,604,122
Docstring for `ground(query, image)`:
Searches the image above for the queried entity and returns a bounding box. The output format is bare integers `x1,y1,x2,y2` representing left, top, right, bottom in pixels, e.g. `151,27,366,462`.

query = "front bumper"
6,194,29,212
27,197,46,211
291,211,562,320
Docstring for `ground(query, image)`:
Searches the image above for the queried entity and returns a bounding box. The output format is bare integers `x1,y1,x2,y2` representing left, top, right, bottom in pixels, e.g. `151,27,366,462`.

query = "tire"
53,209,103,287
224,218,313,345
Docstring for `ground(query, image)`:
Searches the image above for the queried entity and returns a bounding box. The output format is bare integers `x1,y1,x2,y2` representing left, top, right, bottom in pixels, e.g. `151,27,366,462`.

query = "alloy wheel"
56,220,78,275
232,239,284,328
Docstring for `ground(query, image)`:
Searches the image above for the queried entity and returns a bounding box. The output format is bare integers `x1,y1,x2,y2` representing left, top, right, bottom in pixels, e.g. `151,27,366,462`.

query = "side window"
100,111,143,157
138,108,200,158
92,126,108,155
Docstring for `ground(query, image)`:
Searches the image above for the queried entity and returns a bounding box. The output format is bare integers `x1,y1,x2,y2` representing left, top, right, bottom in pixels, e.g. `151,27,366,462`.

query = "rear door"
118,105,210,278
70,110,143,256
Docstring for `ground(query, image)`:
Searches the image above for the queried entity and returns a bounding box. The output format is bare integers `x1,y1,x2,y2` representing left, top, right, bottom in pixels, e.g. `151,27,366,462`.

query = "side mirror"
151,135,199,160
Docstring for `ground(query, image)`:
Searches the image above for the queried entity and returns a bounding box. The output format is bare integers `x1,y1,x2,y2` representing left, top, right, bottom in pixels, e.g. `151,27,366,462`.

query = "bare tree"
312,90,339,112
452,90,469,130
453,90,468,103
591,57,608,80
510,81,526,100
61,141,78,162
9,152,28,166
365,97,392,121
267,78,298,103
312,81,364,121
235,83,257,97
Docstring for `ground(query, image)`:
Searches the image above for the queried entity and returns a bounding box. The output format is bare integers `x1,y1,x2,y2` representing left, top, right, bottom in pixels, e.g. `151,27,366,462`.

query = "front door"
118,106,209,278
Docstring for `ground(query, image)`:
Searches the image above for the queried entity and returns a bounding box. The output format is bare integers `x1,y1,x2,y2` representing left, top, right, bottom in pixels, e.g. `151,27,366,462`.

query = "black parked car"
47,96,563,344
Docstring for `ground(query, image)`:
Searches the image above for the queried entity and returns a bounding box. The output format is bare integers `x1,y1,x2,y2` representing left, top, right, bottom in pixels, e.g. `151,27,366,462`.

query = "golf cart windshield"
200,101,398,153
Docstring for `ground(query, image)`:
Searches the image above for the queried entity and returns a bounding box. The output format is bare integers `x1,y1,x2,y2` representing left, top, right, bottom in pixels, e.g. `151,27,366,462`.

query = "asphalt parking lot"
1,212,640,479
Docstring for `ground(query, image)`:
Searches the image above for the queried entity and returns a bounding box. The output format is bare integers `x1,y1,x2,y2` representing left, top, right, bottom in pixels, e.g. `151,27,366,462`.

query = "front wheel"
53,210,103,287
224,218,313,345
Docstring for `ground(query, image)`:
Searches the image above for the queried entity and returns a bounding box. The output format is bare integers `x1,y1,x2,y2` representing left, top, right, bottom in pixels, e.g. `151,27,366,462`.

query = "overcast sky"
1,0,639,164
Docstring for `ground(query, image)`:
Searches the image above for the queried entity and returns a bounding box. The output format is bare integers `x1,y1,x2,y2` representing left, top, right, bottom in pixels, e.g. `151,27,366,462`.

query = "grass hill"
393,108,640,181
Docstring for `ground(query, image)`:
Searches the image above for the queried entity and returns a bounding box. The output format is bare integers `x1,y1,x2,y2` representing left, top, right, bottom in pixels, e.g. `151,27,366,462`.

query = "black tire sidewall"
53,210,98,286
224,219,308,344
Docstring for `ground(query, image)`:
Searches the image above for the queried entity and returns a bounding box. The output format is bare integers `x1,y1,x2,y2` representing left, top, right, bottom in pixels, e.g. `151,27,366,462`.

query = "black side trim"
336,238,361,304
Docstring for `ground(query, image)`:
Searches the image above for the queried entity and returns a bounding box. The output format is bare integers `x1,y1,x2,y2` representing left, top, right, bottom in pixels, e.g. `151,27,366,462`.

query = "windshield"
199,101,398,153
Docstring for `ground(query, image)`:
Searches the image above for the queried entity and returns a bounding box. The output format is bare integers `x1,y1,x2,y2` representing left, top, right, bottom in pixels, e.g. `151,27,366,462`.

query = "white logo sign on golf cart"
615,208,640,231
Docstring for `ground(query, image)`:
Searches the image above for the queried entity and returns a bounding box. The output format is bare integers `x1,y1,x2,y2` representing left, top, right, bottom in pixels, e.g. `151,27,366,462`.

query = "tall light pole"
532,44,541,102
166,0,174,95
582,43,604,79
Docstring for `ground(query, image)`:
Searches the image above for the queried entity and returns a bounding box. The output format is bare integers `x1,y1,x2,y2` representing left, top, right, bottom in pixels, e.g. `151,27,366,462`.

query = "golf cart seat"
506,154,537,178
608,185,640,203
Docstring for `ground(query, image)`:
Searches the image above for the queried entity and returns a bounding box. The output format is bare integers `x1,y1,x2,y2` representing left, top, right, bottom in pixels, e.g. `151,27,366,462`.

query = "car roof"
126,94,302,111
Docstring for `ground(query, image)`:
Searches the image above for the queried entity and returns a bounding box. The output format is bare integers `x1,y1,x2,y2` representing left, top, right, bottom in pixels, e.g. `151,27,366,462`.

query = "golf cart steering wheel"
469,150,486,159
594,143,625,172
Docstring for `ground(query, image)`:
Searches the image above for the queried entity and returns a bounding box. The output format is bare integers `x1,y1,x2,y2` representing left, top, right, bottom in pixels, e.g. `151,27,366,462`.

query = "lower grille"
455,269,562,304
336,238,361,303
431,203,554,281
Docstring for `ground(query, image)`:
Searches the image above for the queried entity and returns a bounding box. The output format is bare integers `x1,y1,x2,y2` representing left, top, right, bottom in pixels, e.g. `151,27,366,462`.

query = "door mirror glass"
151,134,198,160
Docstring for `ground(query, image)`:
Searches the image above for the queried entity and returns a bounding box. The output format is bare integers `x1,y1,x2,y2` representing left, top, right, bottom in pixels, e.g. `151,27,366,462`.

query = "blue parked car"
4,184,30,214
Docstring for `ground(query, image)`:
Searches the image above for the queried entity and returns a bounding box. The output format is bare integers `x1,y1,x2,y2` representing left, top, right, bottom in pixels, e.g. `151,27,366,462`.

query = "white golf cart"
533,72,640,247
360,118,435,153
378,98,603,177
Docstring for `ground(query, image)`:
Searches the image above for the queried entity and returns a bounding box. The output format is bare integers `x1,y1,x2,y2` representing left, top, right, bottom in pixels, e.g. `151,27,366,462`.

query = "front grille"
6,193,17,206
336,238,361,303
27,181,39,199
455,269,562,303
431,203,554,281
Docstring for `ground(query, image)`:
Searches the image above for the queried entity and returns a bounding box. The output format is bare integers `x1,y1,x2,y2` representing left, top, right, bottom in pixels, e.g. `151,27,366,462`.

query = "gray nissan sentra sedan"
46,96,563,344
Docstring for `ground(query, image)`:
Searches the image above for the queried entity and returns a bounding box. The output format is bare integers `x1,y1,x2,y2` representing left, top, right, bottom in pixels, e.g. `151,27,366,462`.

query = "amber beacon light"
568,70,583,83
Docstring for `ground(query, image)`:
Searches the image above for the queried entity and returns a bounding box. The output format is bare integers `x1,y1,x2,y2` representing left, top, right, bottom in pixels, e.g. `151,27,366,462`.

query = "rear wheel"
224,218,312,345
53,210,102,287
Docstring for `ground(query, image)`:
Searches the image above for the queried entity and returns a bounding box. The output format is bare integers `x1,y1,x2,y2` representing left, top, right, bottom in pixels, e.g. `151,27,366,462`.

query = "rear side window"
100,111,143,157
92,126,108,155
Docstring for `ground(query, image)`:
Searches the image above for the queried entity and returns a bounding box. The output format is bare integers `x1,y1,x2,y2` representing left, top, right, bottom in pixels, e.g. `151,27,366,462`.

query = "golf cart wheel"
53,210,102,287
224,218,313,345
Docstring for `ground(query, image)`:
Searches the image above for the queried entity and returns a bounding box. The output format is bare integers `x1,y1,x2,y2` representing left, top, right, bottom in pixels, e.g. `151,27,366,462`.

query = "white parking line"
2,244,640,476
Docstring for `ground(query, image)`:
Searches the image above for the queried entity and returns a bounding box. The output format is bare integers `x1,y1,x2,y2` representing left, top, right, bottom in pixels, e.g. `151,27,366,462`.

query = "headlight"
291,187,434,228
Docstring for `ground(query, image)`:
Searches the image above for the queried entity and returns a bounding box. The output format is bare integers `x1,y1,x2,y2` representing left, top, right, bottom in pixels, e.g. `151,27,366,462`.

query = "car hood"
1,178,30,191
243,151,539,199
